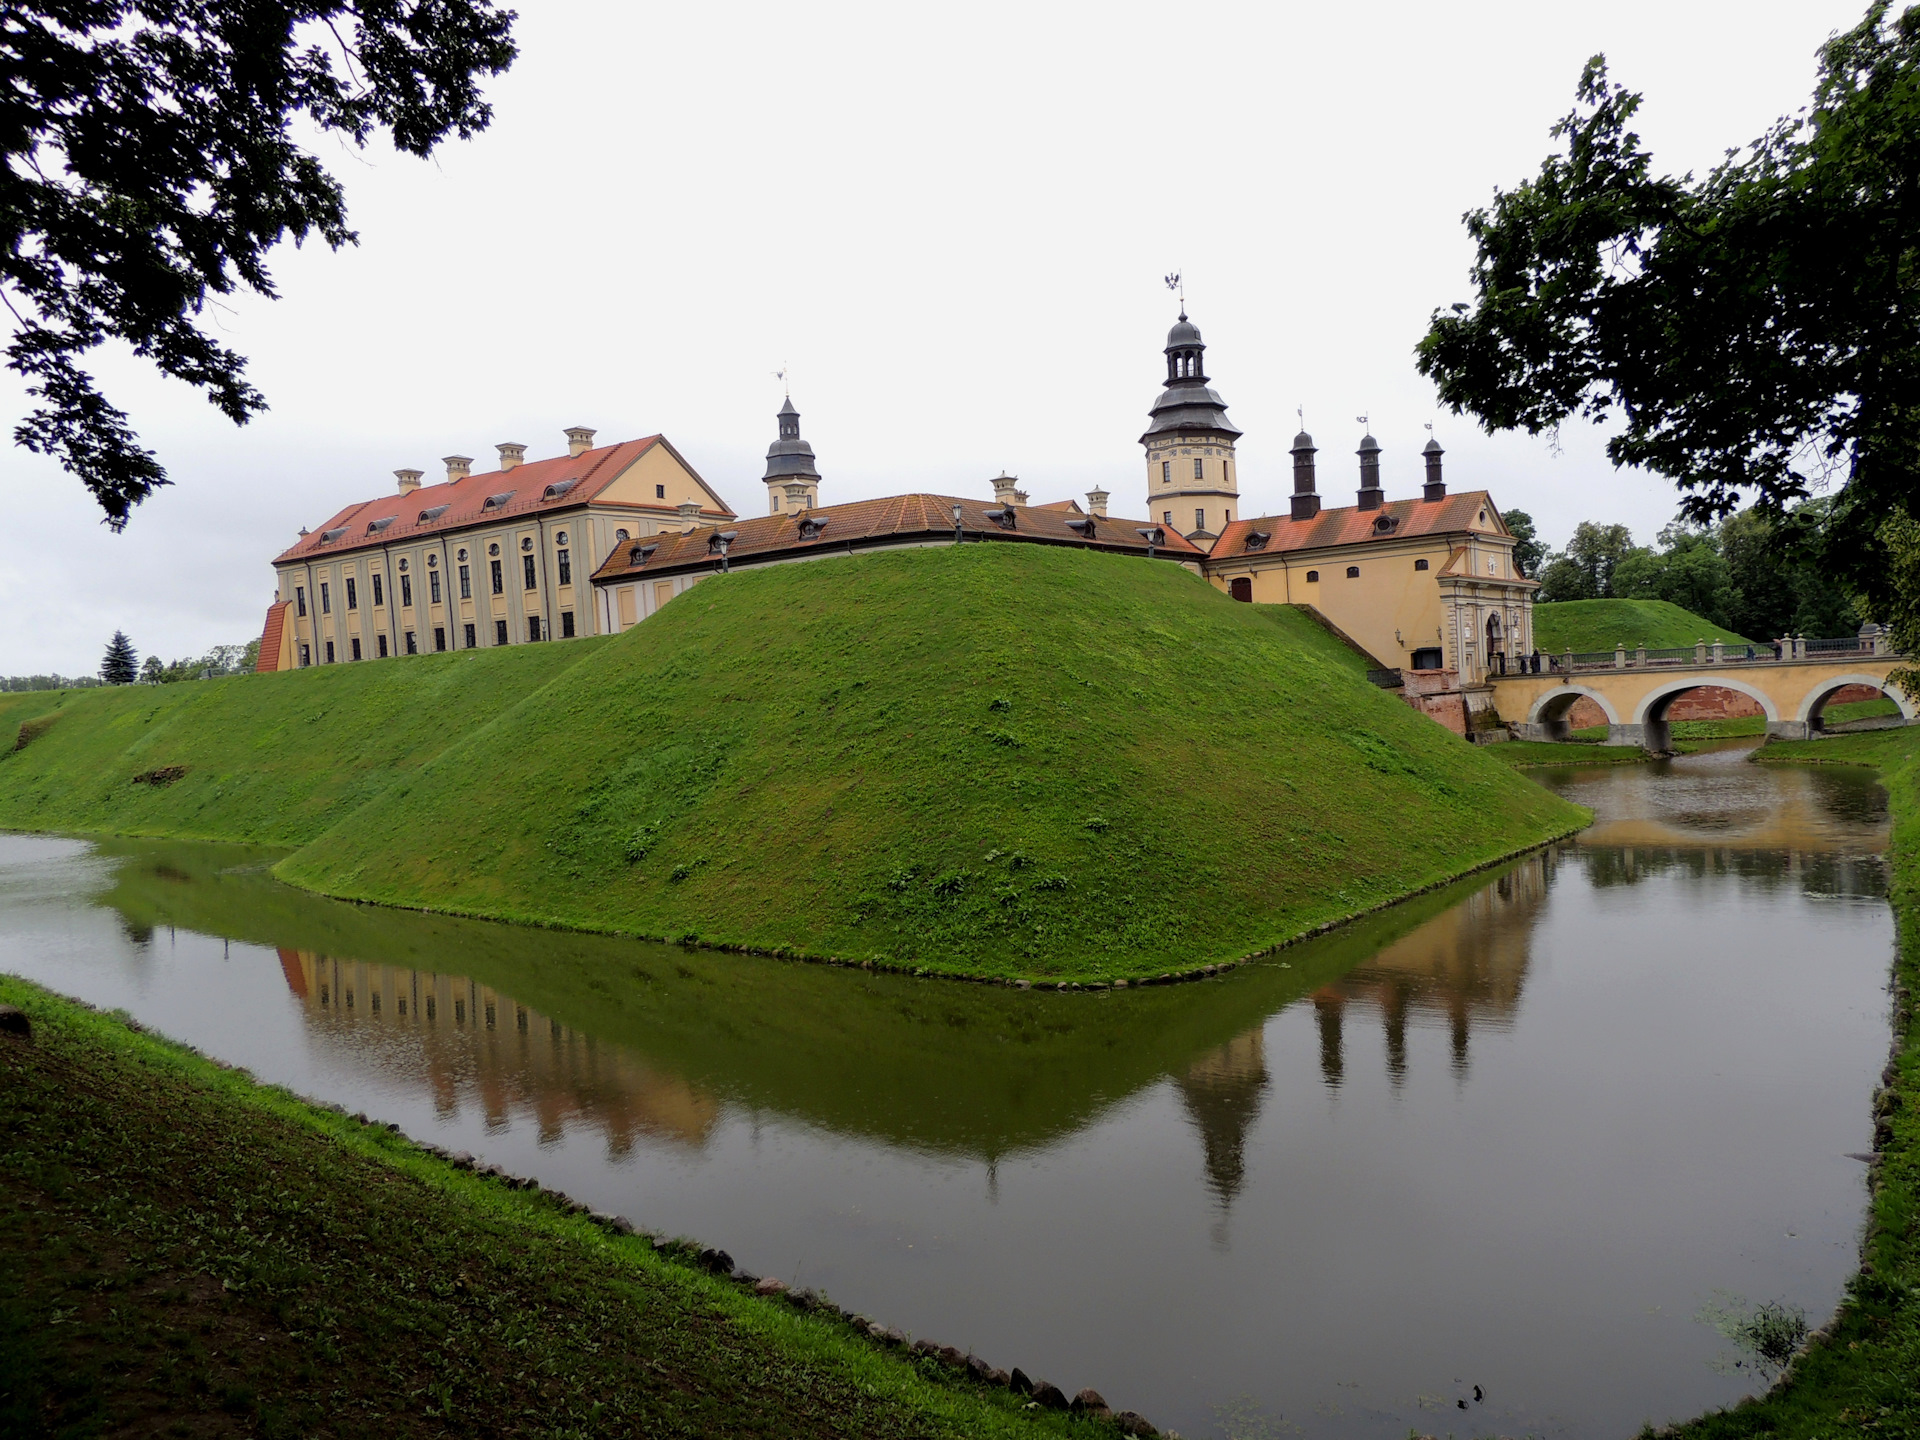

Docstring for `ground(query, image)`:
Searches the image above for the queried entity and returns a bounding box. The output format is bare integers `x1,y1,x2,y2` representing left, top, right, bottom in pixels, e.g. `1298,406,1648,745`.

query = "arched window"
1486,613,1504,652
1346,565,1360,578
1305,570,1319,583
1414,558,1429,571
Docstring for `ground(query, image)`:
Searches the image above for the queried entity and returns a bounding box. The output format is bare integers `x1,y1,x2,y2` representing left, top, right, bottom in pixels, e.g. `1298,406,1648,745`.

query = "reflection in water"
0,740,1899,1440
280,948,720,1152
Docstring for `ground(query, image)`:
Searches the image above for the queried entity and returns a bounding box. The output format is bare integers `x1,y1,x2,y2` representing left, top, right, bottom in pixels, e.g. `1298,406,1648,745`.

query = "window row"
296,612,577,665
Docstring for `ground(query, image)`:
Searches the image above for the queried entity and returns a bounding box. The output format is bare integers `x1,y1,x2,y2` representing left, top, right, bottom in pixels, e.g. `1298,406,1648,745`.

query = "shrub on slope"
283,544,1584,980
1532,598,1752,654
0,642,606,844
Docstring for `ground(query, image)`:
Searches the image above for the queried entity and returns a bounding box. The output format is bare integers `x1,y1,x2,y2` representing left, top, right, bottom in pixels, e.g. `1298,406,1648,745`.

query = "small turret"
1290,431,1320,521
763,397,821,513
1422,437,1446,500
1356,432,1383,511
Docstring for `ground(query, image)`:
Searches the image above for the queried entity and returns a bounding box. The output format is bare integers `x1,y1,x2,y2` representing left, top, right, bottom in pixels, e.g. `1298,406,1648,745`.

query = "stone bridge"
1491,641,1913,751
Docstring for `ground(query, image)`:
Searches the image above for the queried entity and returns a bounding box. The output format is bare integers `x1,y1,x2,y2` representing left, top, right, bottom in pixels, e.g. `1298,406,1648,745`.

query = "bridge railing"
1499,634,1897,676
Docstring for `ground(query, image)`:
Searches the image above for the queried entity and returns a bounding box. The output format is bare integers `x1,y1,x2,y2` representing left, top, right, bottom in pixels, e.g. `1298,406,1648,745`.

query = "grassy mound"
0,640,604,845
278,543,1583,980
1532,597,1752,654
0,975,1081,1439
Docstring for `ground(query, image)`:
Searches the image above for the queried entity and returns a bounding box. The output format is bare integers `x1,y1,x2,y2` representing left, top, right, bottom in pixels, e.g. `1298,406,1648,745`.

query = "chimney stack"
991,471,1018,506
677,500,702,531
1013,487,1029,506
1356,432,1383,511
496,442,526,472
564,426,597,458
1086,487,1109,519
1290,430,1320,521
394,468,424,495
1422,438,1446,500
443,455,473,484
783,482,811,512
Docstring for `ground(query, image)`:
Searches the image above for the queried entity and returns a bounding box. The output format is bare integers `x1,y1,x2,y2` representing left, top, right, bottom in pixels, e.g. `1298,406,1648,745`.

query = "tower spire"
762,394,820,514
1140,301,1240,550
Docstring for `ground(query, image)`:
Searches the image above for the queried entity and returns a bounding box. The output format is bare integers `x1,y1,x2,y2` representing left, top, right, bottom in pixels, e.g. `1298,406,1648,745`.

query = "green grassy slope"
1532,597,1752,654
0,641,607,845
0,976,1091,1439
281,543,1584,980
1667,726,1920,1438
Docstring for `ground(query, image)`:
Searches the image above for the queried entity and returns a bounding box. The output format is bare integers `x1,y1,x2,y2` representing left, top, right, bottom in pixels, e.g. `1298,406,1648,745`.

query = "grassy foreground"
0,544,1583,982
1662,726,1920,1438
0,974,1114,1439
1532,597,1752,654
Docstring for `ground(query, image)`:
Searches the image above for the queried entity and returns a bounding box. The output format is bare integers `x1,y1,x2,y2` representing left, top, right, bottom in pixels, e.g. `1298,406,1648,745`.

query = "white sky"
0,0,1871,675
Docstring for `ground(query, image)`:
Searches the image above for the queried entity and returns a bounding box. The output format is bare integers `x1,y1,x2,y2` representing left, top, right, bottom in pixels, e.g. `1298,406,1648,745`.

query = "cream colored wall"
1211,539,1453,667
1143,432,1239,537
599,445,725,515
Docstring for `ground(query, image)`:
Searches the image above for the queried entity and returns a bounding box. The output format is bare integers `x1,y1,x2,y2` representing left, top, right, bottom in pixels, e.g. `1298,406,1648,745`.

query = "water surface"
0,742,1894,1439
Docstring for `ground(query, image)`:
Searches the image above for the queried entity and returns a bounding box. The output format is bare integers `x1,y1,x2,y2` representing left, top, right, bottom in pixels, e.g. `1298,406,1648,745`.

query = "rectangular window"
295,586,307,617
527,616,542,642
655,484,666,499
1163,511,1172,525
372,573,384,608
1161,461,1170,484
523,554,537,590
490,559,503,595
377,634,388,658
459,564,471,599
434,627,446,652
561,610,576,638
557,548,571,585
495,619,508,646
325,640,335,663
463,622,476,649
299,643,311,667
346,577,358,610
405,631,417,655
401,574,413,608
1193,458,1204,480
320,582,331,614
430,569,442,605
1196,508,1206,531
350,637,362,660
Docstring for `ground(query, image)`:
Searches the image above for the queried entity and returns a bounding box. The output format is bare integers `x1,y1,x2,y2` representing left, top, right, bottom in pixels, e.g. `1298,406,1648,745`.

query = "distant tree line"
1521,500,1857,640
82,632,260,688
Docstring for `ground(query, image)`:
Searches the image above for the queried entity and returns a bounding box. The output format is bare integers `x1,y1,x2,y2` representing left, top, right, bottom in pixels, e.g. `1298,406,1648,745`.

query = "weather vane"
1164,271,1184,309
773,363,789,398
1355,414,1369,428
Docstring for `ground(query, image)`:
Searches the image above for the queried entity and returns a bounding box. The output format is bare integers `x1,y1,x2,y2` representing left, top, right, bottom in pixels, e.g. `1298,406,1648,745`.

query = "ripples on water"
0,741,1896,1440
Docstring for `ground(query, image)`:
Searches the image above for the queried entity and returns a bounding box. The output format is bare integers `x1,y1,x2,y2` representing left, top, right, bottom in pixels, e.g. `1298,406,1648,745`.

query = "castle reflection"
278,949,721,1154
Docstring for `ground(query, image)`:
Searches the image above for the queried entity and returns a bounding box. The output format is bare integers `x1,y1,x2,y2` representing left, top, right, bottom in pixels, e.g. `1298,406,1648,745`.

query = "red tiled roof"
272,437,733,565
1208,490,1507,560
256,600,290,672
590,493,1206,583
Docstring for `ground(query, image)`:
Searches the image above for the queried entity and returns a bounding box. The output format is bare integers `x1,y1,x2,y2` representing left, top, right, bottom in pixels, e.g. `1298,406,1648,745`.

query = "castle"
256,311,1535,732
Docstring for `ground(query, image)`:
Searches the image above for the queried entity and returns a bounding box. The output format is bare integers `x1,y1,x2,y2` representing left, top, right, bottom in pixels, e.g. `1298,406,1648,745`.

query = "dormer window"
984,507,1017,530
798,515,830,541
366,515,396,534
482,491,514,511
1243,529,1271,552
1371,514,1399,534
417,504,450,523
542,479,578,501
630,542,658,565
706,529,738,556
1065,516,1096,537
318,526,347,544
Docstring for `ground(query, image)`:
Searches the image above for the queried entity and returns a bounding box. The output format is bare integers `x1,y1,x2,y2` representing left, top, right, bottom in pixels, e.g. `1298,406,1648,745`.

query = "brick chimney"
1086,487,1109,519
1290,430,1320,521
496,442,526,472
677,500,702,531
564,426,597,458
443,455,473,484
1356,432,1383,511
394,468,423,495
1422,438,1446,500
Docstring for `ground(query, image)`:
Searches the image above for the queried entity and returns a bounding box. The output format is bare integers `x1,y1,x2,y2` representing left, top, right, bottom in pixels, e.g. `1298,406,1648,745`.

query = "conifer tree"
100,631,137,686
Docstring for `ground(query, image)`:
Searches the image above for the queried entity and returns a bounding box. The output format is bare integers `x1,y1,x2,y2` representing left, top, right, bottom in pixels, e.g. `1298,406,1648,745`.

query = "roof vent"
394,468,424,495
318,526,347,544
481,491,515,511
366,516,396,534
542,479,579,501
983,507,1017,530
1244,529,1271,552
798,515,830,541
418,503,450,523
565,426,597,458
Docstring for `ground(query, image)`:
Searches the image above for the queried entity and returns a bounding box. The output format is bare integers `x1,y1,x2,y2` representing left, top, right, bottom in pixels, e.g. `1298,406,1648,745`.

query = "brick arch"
1527,686,1620,727
1794,673,1918,724
1633,676,1779,726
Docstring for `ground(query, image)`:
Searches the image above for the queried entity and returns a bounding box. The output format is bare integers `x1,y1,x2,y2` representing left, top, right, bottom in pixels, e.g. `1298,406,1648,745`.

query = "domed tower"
1141,309,1242,545
763,397,821,513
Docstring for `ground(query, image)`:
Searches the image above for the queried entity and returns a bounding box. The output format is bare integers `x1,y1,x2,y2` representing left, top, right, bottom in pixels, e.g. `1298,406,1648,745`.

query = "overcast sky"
0,0,1872,675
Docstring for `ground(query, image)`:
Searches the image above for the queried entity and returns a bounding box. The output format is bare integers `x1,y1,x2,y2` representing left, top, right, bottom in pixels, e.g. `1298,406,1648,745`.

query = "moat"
0,742,1894,1439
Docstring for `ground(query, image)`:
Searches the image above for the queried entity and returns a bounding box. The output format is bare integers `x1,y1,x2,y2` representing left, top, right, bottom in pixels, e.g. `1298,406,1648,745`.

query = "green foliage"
1418,3,1920,605
99,629,136,685
0,975,1077,1439
1537,521,1635,601
5,0,518,527
1530,598,1751,654
1503,509,1549,578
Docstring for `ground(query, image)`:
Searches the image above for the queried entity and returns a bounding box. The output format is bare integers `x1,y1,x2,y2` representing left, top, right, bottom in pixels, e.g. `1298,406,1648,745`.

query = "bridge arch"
1632,676,1780,727
1524,686,1620,742
1794,673,1918,725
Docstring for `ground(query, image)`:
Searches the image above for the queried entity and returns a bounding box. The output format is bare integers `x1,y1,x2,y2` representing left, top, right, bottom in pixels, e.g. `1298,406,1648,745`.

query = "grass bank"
1663,725,1920,1438
0,975,1131,1438
0,545,1583,982
1532,597,1751,654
